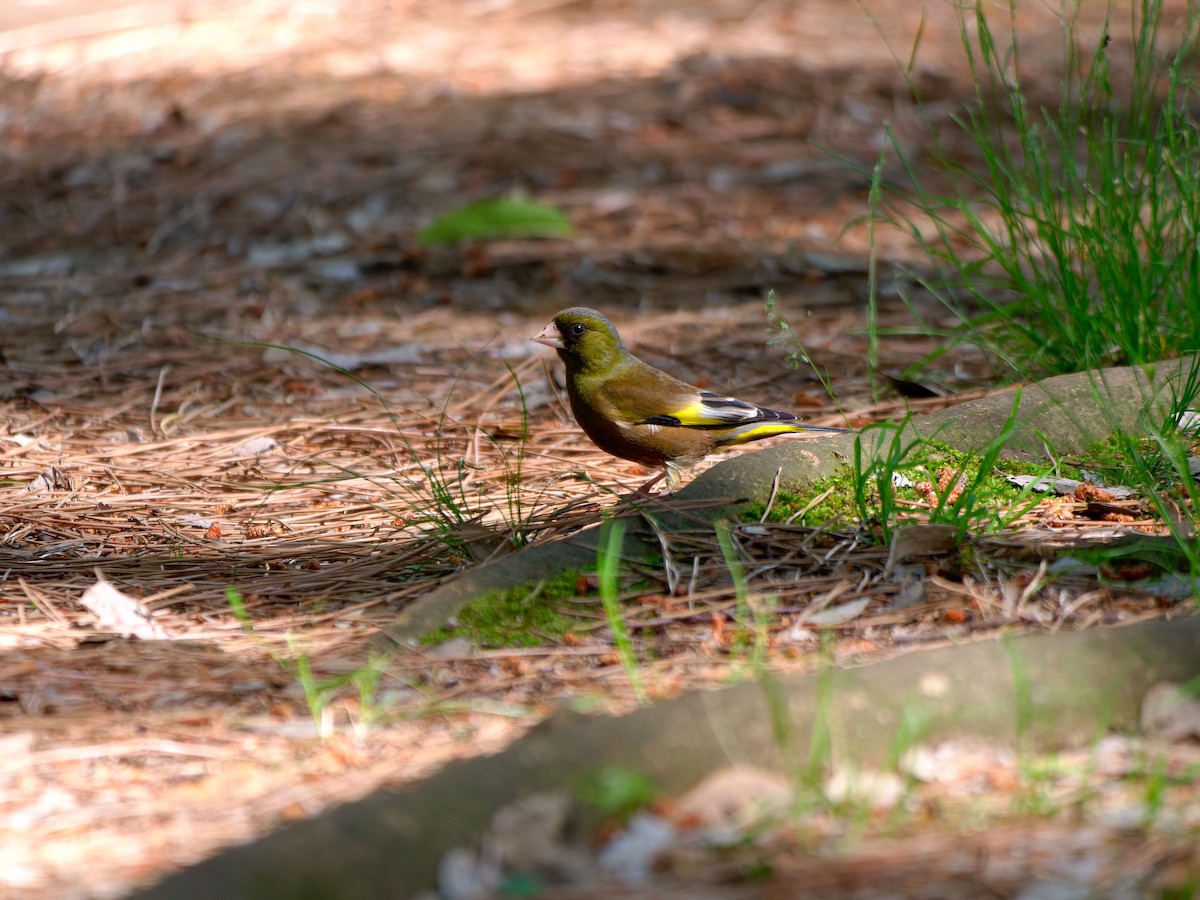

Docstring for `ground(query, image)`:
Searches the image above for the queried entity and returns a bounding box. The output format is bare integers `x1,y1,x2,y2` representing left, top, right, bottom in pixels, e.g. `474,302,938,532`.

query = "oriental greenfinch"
532,307,847,491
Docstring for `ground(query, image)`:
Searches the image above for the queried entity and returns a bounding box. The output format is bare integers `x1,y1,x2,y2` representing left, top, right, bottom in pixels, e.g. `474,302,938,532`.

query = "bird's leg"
634,469,668,495
633,461,683,496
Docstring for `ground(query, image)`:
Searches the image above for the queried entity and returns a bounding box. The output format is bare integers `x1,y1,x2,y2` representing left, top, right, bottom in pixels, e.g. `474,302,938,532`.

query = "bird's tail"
799,424,852,433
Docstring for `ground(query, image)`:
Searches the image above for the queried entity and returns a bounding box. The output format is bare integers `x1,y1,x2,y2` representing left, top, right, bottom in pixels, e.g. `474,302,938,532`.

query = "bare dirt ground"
1,1,1198,897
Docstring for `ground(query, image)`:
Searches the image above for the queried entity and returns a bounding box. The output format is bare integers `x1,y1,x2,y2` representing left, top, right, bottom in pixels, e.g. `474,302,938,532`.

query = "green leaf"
577,765,657,821
418,198,572,245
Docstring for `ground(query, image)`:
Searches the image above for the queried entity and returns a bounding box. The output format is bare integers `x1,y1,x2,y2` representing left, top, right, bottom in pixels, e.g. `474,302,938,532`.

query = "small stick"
149,365,169,435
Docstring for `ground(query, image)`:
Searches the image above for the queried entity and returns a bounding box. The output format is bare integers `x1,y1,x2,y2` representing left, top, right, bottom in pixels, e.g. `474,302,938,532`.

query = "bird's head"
531,307,627,375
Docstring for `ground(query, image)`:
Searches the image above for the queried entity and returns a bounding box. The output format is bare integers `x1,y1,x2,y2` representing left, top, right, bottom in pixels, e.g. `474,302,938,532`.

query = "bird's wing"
595,359,793,429
641,390,788,428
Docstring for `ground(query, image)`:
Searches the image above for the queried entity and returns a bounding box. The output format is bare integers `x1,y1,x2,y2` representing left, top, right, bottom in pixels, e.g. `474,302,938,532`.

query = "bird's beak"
531,322,564,350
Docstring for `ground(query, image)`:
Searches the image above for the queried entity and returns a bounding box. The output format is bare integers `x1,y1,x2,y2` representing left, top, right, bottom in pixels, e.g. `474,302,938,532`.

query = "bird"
531,307,848,492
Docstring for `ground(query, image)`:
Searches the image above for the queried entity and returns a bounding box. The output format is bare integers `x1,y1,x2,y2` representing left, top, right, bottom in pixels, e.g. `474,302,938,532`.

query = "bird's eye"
568,323,586,336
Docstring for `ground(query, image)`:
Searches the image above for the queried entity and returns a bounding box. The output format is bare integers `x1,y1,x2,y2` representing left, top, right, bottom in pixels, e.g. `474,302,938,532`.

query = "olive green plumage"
532,307,847,490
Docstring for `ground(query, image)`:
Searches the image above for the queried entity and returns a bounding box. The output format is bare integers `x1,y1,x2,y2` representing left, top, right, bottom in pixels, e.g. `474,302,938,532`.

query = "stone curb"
379,357,1192,645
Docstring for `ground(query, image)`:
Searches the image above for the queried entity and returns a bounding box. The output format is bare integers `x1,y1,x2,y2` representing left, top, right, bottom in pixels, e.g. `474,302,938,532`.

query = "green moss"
742,479,858,526
422,569,591,648
743,441,1084,529
1069,435,1146,485
919,441,1084,505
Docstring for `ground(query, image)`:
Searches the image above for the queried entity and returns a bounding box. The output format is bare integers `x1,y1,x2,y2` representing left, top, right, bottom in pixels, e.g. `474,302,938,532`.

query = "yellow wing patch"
662,392,766,427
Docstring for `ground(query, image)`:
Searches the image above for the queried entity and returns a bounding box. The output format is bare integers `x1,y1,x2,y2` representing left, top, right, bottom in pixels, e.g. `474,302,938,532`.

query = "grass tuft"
870,0,1200,380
